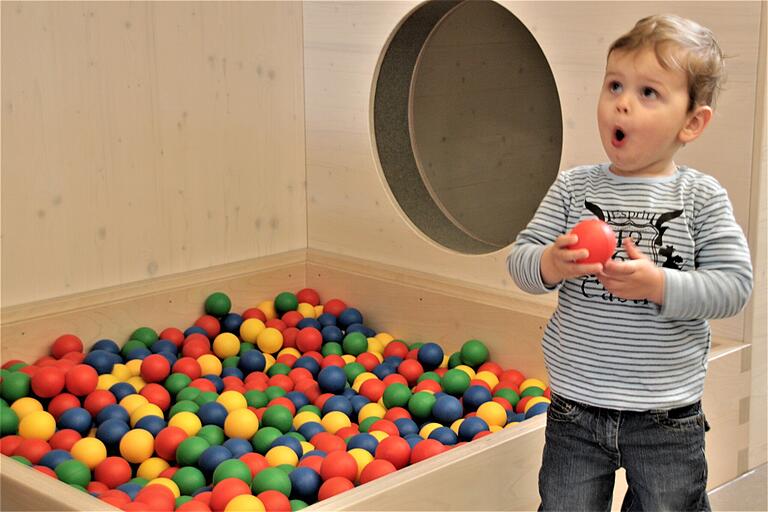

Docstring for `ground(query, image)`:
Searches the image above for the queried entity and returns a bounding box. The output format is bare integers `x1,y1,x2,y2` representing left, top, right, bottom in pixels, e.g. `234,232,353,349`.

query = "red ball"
135,483,175,512
0,435,24,456
368,419,399,438
159,327,185,347
51,334,83,359
265,318,287,332
382,373,408,387
397,359,424,386
293,380,320,402
99,490,131,508
297,454,324,474
61,352,86,364
320,450,358,482
477,361,504,378
189,378,218,393
256,490,290,512
275,354,297,368
173,357,202,380
65,364,98,396
194,315,221,338
177,500,212,512
154,426,188,461
209,478,251,512
95,456,133,488
159,467,178,479
49,429,82,451
568,218,616,264
280,311,304,328
87,480,110,495
499,368,525,389
281,327,299,348
241,308,267,322
84,389,118,417
492,396,513,411
18,365,39,378
310,432,346,453
267,375,295,394
383,407,412,422
182,333,212,359
322,299,347,318
320,355,345,369
413,379,442,394
515,395,534,414
383,340,409,360
287,367,313,384
374,435,411,469
239,452,269,478
335,425,360,440
14,438,51,464
267,396,296,416
317,476,354,501
296,327,322,353
410,439,446,464
313,393,334,411
355,352,379,372
47,393,81,421
140,354,172,383
296,288,321,306
359,379,386,402
30,366,66,398
359,458,397,484
140,383,171,411
34,465,58,479
2,359,26,370
194,491,213,506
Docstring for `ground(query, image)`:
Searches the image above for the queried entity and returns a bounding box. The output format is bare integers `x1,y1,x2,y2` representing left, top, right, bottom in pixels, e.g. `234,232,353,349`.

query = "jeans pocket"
547,393,584,423
651,402,706,432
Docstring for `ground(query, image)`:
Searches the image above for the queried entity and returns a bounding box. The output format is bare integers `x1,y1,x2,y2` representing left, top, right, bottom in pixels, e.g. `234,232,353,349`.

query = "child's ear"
679,105,713,144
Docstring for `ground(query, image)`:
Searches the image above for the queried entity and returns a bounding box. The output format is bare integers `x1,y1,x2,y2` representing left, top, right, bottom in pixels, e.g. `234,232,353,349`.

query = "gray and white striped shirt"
508,164,753,410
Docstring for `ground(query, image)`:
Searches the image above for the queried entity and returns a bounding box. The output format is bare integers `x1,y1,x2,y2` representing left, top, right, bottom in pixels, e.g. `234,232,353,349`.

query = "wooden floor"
709,464,767,511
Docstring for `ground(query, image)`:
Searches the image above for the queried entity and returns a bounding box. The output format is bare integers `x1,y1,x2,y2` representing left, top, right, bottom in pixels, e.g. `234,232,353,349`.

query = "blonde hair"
609,14,725,110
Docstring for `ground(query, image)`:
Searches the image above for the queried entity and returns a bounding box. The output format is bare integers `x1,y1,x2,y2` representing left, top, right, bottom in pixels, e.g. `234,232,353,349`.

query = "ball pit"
0,289,549,510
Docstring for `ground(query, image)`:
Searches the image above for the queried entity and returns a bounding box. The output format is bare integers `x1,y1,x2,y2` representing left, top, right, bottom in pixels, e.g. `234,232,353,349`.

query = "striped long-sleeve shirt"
507,163,753,410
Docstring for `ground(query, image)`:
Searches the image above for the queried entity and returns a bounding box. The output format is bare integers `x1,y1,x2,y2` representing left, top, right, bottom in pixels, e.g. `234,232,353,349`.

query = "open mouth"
612,128,626,147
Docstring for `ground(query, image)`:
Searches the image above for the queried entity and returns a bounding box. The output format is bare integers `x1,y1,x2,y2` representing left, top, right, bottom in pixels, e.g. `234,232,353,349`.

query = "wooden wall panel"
303,1,762,341
1,1,306,307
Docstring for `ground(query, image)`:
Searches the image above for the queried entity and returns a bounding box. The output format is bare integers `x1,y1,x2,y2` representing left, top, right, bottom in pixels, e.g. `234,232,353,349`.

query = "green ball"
494,388,520,407
197,425,225,446
261,405,293,433
408,392,437,420
213,459,252,485
290,498,309,510
194,391,219,406
274,292,299,314
460,339,489,367
321,342,343,357
165,373,192,396
342,332,368,356
520,386,545,398
55,459,91,487
221,356,240,369
297,405,321,416
252,467,292,496
131,327,159,347
8,362,27,372
409,341,425,350
169,400,199,417
284,431,305,443
239,342,256,356
176,387,202,402
1,372,30,402
244,390,268,409
130,477,149,487
267,362,291,377
417,371,441,384
358,416,380,433
1,405,20,435
176,436,211,466
172,466,207,495
441,369,471,396
175,496,194,509
121,339,147,358
276,464,295,474
11,455,31,466
447,351,463,369
264,386,287,401
382,383,412,409
252,426,283,454
343,362,366,385
205,292,232,317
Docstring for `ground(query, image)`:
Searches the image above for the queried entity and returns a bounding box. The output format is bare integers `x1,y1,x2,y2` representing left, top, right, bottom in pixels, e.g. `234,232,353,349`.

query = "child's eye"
609,81,623,93
642,87,658,99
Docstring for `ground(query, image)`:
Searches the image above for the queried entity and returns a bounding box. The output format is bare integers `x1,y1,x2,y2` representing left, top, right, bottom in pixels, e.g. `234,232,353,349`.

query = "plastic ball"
63,364,98,396
256,328,283,354
463,385,493,412
140,354,172,383
374,435,411,469
51,334,84,359
70,437,107,469
289,466,321,502
568,218,616,264
176,436,211,466
11,397,43,420
135,483,176,511
251,467,292,496
120,428,155,463
476,401,508,427
319,450,357,482
169,411,203,436
1,372,30,402
30,367,66,398
224,408,259,439
137,457,171,480
205,292,232,317
317,476,354,501
171,466,207,496
382,382,412,409
217,390,247,413
265,445,299,467
274,292,299,315
317,366,346,395
524,400,550,419
428,426,458,445
19,410,56,440
199,445,234,476
320,411,351,435
359,458,397,484
225,494,265,512
13,438,50,464
55,458,91,487
213,333,241,360
417,343,444,371
459,339,489,367
341,332,367,356
431,394,462,424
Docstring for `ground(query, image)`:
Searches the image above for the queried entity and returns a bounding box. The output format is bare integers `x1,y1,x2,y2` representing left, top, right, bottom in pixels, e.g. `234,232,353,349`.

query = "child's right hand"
540,234,605,286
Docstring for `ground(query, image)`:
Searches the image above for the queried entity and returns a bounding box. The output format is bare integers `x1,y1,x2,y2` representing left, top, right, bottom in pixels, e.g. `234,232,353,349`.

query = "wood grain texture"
1,1,306,307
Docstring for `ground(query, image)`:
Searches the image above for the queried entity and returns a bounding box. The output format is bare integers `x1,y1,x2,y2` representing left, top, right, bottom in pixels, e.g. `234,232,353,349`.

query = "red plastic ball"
317,476,354,501
34,465,58,479
383,407,412,422
296,328,322,353
256,490,290,512
383,341,409,359
568,218,616,264
335,425,360,440
359,458,397,484
359,379,386,402
141,354,171,383
267,396,296,416
241,308,267,322
94,456,133,488
265,318,287,332
281,327,299,348
287,367,313,384
189,378,218,393
310,432,346,454
159,327,185,347
280,311,304,328
294,380,320,402
154,426,188,461
47,393,81,421
194,315,221,338
177,500,212,512
139,383,172,411
182,334,212,359
369,419,399,438
374,435,411,469
322,299,347,317
159,467,178,479
355,353,379,372
64,364,98,396
49,429,82,451
14,438,51,464
135,483,176,512
31,366,66,398
194,491,213,506
267,375,294,394
320,355,345,369
61,352,86,364
499,368,525,388
382,373,408,387
410,439,447,464
239,452,269,478
515,395,534,414
84,389,118,417
87,480,110,494
320,450,358,482
209,477,251,512
297,455,324,474
51,334,83,359
99,490,131,508
274,354,297,368
173,357,202,380
413,379,442,394
296,288,321,306
397,360,424,386
477,361,504,378
0,435,24,456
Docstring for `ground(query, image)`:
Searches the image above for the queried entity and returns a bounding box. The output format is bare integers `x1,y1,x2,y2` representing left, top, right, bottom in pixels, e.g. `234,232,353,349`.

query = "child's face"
597,47,693,177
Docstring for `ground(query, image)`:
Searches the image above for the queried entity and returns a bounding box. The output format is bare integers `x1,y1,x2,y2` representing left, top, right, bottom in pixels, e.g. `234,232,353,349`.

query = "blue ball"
96,418,131,447
271,435,303,458
458,416,489,441
297,422,325,441
394,418,419,437
293,357,320,378
341,388,357,399
126,347,151,361
39,449,73,470
403,434,424,449
184,326,208,338
289,467,322,501
346,433,378,455
239,350,266,373
462,385,493,412
524,402,549,419
135,415,167,436
221,367,244,379
117,482,143,500
223,438,253,458
157,351,177,367
428,426,458,445
151,340,178,355
109,382,137,402
337,308,363,329
322,396,353,417
383,356,404,367
198,445,233,476
96,404,130,425
91,339,120,354
507,410,526,423
221,313,244,334
58,407,93,436
432,395,463,424
296,318,322,330
198,402,229,427
300,449,327,459
284,391,310,411
202,375,224,393
317,366,346,394
321,326,344,343
350,395,371,415
417,342,444,371
372,363,397,380
316,313,337,328
83,350,117,375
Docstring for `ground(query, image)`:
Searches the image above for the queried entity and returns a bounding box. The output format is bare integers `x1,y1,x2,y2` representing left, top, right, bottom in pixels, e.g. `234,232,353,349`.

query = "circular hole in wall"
373,0,562,254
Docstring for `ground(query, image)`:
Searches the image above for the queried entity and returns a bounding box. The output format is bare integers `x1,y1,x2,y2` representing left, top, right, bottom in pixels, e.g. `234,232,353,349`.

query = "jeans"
539,393,710,512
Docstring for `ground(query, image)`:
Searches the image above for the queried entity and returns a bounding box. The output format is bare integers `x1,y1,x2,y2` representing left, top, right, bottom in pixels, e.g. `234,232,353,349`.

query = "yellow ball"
111,363,132,381
213,332,241,359
225,495,265,512
519,378,547,392
263,354,276,372
297,302,316,319
475,371,500,390
217,390,248,412
450,418,464,435
300,441,315,455
321,411,351,434
265,445,298,467
524,396,551,413
97,374,120,390
293,411,321,429
168,411,202,436
18,410,56,440
125,359,143,377
120,429,155,464
440,355,449,368
257,327,283,354
137,457,170,480
70,437,107,469
368,430,389,442
224,409,260,439
366,338,384,355
11,397,43,420
454,365,476,380
489,424,503,433
374,332,394,346
358,403,386,423
348,448,374,480
130,403,165,427
313,305,324,317
120,394,149,415
419,422,442,439
277,347,302,359
148,477,180,498
125,375,146,392
352,372,376,392
197,354,223,377
240,318,266,343
257,301,277,321
477,401,507,427
341,354,357,365
504,422,520,429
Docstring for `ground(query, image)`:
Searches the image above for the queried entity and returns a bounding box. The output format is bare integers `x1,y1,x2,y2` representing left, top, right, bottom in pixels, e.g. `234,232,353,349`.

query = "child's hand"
597,238,665,304
540,234,605,286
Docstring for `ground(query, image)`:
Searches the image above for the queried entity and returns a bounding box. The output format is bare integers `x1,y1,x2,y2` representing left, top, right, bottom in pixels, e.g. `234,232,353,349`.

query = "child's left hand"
597,238,665,304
